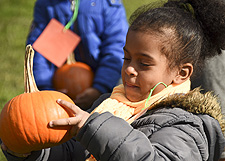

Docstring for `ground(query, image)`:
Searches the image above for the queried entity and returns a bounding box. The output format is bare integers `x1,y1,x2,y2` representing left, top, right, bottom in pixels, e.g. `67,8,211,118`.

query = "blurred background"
0,0,156,160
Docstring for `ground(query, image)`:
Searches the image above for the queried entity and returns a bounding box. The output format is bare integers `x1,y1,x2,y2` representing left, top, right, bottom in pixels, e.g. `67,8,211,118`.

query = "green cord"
64,0,80,30
143,82,168,110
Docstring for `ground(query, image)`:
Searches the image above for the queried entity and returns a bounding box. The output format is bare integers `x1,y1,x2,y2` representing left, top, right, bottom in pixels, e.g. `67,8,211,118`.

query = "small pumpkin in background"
0,45,74,154
53,53,94,100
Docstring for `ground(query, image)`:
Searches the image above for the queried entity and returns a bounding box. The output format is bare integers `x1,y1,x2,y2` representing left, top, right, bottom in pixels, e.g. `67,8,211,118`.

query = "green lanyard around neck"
64,0,80,30
143,82,168,110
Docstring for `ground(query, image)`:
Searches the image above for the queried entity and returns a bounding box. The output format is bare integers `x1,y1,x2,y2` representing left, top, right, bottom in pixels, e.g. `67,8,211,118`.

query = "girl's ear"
173,63,193,84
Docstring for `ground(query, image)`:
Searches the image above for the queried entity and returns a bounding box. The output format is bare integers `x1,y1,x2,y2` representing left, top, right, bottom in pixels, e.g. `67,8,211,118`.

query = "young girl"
2,0,225,160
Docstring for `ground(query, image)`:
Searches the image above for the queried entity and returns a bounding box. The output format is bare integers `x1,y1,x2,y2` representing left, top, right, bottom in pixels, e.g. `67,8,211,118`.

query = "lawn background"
0,0,156,160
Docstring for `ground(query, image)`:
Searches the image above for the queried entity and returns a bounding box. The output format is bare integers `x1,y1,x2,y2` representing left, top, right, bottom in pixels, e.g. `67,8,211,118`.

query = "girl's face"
122,30,178,102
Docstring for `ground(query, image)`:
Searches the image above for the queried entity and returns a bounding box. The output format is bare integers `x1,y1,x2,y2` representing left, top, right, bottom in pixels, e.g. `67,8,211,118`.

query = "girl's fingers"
57,99,80,114
50,99,90,136
49,117,78,127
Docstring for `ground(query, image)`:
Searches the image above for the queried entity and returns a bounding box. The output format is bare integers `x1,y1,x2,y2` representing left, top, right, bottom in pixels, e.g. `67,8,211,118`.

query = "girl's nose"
125,65,137,76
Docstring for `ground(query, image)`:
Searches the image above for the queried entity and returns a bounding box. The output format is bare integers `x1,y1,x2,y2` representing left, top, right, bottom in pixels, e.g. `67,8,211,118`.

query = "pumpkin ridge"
53,93,60,143
31,92,42,146
5,98,19,150
40,91,52,146
18,94,29,152
47,92,58,144
24,94,36,147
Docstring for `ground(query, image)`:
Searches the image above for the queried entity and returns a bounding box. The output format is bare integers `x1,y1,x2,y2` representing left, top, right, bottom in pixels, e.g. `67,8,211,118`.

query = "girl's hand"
1,142,31,158
49,99,90,136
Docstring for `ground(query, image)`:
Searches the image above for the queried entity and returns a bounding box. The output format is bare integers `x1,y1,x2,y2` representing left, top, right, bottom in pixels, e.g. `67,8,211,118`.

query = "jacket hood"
152,87,225,132
150,88,225,160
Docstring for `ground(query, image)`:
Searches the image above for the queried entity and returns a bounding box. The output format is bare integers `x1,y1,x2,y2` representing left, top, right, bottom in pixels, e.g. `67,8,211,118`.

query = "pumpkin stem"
24,45,39,93
66,53,76,65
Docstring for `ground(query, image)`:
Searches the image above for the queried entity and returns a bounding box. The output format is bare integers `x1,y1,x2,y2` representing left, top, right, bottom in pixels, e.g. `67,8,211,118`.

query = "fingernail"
49,121,53,127
57,99,62,103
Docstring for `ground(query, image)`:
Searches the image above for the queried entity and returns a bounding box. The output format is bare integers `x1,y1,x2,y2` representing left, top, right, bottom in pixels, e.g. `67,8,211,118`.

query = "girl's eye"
140,62,150,66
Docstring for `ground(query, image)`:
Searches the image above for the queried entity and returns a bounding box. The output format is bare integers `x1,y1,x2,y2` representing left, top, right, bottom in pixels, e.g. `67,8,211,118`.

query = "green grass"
0,0,36,109
0,0,36,160
124,0,153,19
0,0,157,160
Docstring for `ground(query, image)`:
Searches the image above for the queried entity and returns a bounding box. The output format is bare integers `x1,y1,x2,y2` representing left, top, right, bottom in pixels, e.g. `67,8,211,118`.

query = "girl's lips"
125,82,138,88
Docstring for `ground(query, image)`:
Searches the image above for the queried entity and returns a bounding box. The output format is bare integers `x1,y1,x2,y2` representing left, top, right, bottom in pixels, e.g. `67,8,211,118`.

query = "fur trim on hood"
151,87,225,132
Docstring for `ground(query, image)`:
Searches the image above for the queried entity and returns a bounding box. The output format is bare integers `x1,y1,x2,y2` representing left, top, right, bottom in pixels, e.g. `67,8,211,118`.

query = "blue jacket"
26,0,128,93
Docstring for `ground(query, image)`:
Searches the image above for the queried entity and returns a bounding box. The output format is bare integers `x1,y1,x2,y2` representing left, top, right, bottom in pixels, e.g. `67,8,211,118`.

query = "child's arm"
76,112,155,161
1,137,88,161
76,111,209,160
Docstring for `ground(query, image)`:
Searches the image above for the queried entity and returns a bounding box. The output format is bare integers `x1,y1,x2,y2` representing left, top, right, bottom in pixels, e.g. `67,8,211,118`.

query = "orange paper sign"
33,18,81,67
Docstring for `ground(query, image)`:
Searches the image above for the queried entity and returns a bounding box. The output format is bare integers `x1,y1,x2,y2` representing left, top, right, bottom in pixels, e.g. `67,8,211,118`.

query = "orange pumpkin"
0,45,74,154
53,53,94,100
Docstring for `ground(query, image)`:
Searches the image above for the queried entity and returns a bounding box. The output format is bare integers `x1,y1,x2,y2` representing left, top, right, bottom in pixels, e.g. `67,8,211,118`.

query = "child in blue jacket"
26,0,128,110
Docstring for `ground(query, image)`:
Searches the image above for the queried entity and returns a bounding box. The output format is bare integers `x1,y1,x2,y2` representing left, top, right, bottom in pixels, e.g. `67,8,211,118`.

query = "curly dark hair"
128,0,225,77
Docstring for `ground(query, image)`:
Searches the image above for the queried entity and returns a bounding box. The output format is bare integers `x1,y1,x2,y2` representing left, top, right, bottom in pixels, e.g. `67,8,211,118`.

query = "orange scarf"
86,79,191,161
91,79,190,123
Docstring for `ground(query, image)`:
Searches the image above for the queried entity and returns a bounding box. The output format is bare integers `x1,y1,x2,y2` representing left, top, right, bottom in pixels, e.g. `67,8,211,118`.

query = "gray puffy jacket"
77,89,225,161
